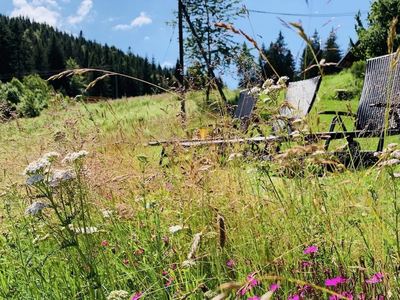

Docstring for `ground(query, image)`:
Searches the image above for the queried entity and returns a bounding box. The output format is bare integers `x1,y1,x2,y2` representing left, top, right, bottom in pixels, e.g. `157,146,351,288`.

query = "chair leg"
377,131,385,152
324,116,339,150
159,147,167,166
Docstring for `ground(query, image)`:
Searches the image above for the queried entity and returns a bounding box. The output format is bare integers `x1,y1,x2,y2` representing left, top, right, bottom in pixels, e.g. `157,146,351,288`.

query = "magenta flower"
302,261,312,267
366,272,383,284
162,237,168,242
124,258,129,265
270,283,280,290
287,295,300,300
166,282,171,286
247,273,256,281
101,241,108,246
303,246,318,254
85,265,89,270
132,293,143,300
162,270,168,275
227,260,236,266
247,297,260,300
168,277,174,281
329,292,353,300
325,277,349,286
137,249,144,254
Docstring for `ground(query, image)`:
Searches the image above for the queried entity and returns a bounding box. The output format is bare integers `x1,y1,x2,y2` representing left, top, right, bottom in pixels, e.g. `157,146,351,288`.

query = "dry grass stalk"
213,22,281,80
217,213,226,248
388,18,398,54
48,68,181,99
187,232,202,259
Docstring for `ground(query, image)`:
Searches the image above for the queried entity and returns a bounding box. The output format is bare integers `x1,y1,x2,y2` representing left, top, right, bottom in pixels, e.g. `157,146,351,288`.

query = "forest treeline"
0,14,177,98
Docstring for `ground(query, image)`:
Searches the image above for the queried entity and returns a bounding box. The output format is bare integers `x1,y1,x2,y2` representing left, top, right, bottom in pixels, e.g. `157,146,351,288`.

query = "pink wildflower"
366,273,383,284
168,277,174,281
132,293,143,300
287,295,300,300
162,237,168,242
133,263,138,267
162,271,168,275
302,261,312,267
166,282,171,286
85,265,89,270
303,246,318,254
101,241,108,246
325,277,349,286
124,259,129,265
106,194,111,199
137,249,144,254
270,283,280,290
152,226,156,231
227,260,236,266
329,292,353,300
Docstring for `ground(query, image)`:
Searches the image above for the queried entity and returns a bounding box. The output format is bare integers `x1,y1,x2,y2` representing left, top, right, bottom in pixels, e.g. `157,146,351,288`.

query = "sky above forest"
0,0,371,88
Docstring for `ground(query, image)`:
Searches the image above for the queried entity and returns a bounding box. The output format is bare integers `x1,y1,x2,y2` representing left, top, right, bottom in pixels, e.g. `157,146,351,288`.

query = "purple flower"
270,283,280,290
303,246,318,254
366,272,383,284
325,277,349,286
132,293,143,300
227,260,236,266
287,295,300,300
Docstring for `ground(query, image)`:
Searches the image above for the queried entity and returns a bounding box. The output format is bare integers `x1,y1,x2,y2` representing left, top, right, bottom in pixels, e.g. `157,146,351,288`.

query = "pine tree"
300,29,322,79
323,28,342,75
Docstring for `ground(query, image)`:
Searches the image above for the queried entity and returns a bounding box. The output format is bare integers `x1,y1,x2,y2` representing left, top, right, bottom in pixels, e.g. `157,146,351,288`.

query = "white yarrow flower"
169,225,183,234
107,290,129,300
42,152,60,162
49,169,75,187
62,151,89,164
101,210,113,218
262,78,274,89
25,201,48,216
182,259,197,268
23,158,51,175
69,225,99,234
277,76,289,85
250,86,261,94
26,174,45,185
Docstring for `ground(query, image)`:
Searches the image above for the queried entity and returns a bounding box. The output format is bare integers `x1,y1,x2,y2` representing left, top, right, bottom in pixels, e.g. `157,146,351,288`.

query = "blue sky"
0,0,371,88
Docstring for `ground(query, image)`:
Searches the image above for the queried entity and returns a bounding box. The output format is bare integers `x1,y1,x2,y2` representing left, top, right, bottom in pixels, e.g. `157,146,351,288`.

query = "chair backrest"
280,75,322,118
234,90,256,118
356,53,400,132
274,76,321,132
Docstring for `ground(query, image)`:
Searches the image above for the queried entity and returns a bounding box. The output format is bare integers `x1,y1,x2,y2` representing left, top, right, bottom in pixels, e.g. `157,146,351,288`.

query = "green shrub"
350,60,366,79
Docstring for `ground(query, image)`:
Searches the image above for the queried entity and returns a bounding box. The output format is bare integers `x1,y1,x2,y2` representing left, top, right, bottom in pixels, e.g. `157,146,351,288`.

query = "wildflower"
124,259,129,265
137,249,144,254
62,150,88,164
26,174,45,185
365,272,383,284
389,143,398,148
164,183,172,190
270,283,280,290
49,169,75,187
204,291,219,299
278,76,289,85
303,246,318,254
262,78,274,89
169,225,183,234
107,290,129,300
250,87,261,94
25,201,48,216
162,237,168,242
70,225,99,234
106,194,111,199
302,262,312,267
182,259,196,268
102,241,108,246
23,158,51,175
227,260,236,266
162,270,168,275
287,295,300,300
393,173,400,178
391,150,400,158
102,210,113,218
378,159,399,166
131,293,143,300
325,277,349,286
85,265,89,270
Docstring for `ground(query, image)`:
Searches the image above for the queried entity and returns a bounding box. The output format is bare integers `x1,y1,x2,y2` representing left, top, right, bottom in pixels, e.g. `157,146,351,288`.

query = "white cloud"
144,36,150,40
131,12,152,27
113,24,131,31
113,12,152,31
161,61,174,68
11,0,61,27
68,0,93,25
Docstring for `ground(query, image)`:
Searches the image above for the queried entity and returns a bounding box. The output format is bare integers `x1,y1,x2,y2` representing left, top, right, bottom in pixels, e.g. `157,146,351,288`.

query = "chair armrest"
317,111,356,117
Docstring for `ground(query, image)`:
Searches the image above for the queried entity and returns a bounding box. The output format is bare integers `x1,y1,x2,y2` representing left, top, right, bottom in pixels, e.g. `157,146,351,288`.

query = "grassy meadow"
1,70,400,300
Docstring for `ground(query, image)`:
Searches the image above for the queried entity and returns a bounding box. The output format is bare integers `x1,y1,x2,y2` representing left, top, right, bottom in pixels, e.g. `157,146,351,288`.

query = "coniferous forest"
0,14,176,99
